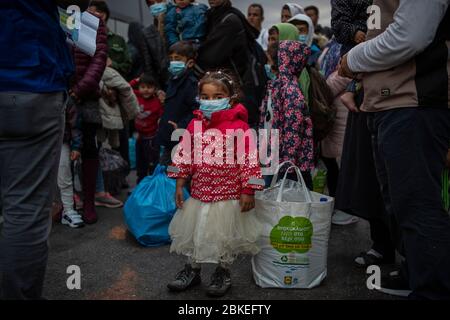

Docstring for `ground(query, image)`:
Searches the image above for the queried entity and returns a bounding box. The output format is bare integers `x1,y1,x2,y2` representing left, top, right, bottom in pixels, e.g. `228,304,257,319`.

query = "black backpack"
307,66,336,143
222,13,268,126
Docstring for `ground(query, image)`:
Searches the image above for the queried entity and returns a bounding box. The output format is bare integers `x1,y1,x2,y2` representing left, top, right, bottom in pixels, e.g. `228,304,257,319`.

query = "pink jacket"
168,104,264,203
321,71,351,159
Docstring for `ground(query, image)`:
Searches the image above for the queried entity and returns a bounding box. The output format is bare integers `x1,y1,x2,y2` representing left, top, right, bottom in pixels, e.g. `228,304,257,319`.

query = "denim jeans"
367,107,450,300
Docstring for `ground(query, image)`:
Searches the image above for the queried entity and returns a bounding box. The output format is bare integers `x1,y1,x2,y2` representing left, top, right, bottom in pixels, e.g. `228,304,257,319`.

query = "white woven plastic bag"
252,162,334,289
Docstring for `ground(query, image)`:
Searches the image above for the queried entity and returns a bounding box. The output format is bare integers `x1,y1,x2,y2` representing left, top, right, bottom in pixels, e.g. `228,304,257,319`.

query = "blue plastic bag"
128,137,136,170
124,165,189,247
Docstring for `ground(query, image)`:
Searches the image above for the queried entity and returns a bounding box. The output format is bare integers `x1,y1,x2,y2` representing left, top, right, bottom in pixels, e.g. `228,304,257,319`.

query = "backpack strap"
221,13,235,24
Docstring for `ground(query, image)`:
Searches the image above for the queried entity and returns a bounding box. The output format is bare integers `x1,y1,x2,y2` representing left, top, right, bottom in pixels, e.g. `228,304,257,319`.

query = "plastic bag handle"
270,161,297,188
153,164,167,176
277,165,313,205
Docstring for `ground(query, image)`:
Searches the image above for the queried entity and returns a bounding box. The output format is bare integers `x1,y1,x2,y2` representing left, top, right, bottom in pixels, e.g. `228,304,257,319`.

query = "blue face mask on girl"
168,61,187,77
199,98,231,119
298,34,308,44
265,64,276,81
150,3,167,16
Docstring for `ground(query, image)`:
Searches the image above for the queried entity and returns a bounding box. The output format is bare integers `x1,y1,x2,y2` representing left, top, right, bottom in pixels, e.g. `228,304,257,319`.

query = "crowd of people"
0,0,449,300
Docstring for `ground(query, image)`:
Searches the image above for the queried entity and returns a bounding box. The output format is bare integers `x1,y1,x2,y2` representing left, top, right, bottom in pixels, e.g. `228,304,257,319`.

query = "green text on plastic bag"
270,216,313,254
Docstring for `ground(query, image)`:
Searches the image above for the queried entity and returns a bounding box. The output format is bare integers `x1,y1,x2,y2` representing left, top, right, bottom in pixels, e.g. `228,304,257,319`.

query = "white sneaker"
61,210,85,228
332,210,359,226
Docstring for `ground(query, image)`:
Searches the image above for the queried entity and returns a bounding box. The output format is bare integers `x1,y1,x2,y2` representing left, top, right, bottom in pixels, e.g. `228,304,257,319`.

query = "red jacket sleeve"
72,18,108,98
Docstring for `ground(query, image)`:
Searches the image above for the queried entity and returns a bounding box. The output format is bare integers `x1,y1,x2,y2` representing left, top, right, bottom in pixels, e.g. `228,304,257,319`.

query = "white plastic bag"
252,162,334,289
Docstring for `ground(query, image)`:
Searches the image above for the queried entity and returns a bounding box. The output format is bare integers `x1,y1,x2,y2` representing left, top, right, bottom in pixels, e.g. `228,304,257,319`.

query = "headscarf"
273,23,299,41
283,3,305,17
288,14,315,47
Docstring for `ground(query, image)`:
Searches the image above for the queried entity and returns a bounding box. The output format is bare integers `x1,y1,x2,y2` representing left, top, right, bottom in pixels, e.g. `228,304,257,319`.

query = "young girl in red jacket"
167,70,265,297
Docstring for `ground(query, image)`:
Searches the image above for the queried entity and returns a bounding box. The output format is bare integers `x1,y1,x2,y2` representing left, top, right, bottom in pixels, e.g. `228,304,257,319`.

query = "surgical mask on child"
150,3,167,16
298,34,308,44
265,64,276,81
168,61,186,77
199,98,231,119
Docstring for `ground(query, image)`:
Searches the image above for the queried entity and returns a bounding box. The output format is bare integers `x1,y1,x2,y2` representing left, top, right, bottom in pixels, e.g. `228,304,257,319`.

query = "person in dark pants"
70,10,108,224
89,1,133,187
340,0,450,299
330,0,395,265
0,0,90,300
335,109,396,263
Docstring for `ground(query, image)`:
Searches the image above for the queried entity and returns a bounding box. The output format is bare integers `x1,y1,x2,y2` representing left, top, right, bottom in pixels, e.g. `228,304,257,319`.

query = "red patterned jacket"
168,104,265,203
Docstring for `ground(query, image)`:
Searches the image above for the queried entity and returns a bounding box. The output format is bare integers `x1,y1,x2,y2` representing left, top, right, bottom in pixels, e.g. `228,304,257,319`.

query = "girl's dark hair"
168,41,197,60
139,74,158,88
269,26,279,36
199,70,242,105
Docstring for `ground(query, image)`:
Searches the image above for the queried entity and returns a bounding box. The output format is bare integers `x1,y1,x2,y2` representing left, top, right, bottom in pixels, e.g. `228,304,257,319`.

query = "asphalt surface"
41,181,399,300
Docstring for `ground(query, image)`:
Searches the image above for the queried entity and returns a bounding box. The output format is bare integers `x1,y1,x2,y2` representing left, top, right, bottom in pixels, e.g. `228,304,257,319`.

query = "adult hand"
338,54,356,79
354,30,366,44
69,90,80,103
70,150,81,161
240,194,256,213
56,0,91,11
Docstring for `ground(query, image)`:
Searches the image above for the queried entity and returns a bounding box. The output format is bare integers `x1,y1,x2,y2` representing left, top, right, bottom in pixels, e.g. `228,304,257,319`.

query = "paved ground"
41,186,399,300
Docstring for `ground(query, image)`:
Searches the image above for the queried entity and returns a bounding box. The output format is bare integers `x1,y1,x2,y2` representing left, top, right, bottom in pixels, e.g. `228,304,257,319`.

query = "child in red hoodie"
130,75,164,183
166,71,265,297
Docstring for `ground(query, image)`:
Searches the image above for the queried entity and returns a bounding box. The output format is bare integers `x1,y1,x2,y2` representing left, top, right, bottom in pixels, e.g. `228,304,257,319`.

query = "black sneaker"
375,270,412,298
206,266,232,297
167,264,201,292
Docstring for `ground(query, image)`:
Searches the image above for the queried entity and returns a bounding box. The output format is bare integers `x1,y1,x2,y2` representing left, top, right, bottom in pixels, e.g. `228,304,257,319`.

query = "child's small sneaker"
206,266,231,297
167,264,201,292
61,210,85,228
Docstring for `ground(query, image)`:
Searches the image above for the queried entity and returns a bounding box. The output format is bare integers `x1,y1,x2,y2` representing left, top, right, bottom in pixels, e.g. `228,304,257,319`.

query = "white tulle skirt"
169,198,263,265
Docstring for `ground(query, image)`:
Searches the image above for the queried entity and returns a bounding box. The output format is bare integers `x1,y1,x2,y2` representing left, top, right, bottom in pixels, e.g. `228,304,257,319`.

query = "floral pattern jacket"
260,40,314,172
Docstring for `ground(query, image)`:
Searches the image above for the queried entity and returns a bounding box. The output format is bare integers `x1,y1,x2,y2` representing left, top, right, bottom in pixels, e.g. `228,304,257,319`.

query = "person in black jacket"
196,0,262,127
140,1,170,89
127,22,146,82
331,0,372,56
157,41,199,165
